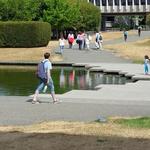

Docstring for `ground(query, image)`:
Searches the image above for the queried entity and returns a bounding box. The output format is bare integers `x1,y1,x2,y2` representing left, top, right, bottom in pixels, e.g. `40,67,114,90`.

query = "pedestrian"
138,26,142,37
82,31,86,49
59,35,65,54
144,55,150,75
123,29,128,42
99,32,103,50
67,32,74,49
95,31,100,49
76,31,83,50
85,33,92,50
32,52,59,104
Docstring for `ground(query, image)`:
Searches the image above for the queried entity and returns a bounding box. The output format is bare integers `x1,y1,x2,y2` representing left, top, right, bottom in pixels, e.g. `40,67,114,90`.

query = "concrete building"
88,0,150,30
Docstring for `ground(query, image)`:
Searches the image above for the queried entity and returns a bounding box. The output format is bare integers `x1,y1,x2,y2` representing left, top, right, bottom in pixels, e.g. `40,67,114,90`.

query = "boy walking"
32,52,59,104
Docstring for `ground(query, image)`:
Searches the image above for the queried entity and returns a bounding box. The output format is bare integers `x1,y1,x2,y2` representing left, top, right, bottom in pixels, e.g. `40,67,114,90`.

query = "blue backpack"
36,61,48,79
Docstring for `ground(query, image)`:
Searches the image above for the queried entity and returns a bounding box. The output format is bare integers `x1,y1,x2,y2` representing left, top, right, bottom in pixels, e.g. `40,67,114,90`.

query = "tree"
43,0,80,38
77,1,101,31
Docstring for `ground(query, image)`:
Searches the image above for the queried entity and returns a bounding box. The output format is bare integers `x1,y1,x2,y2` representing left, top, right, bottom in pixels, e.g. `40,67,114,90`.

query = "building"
88,0,150,30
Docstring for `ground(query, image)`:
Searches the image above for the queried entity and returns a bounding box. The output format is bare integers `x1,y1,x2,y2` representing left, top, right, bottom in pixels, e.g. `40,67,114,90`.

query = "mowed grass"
104,39,150,63
114,117,150,129
0,41,62,62
0,118,150,138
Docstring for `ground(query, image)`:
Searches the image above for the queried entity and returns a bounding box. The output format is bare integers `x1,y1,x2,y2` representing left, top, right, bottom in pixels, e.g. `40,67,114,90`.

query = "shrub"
0,21,51,47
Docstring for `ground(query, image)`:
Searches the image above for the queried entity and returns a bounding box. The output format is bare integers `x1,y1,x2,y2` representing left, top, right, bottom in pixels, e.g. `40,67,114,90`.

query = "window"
102,0,106,6
128,0,132,5
121,0,126,6
134,0,139,5
115,0,119,5
141,0,145,5
96,0,100,6
108,0,113,6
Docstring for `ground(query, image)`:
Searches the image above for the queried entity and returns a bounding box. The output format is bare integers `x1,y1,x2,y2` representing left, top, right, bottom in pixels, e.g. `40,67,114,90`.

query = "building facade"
88,0,150,30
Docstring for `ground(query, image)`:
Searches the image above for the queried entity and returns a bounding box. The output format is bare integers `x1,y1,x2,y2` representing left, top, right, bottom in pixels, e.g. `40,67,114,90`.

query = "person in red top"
67,31,74,49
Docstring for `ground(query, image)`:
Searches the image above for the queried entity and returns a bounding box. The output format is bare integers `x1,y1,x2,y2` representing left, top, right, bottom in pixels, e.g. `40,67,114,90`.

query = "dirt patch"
0,121,150,150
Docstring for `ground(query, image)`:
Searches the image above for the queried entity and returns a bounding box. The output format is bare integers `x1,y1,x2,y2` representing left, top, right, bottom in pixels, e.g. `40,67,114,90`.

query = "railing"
100,5,150,13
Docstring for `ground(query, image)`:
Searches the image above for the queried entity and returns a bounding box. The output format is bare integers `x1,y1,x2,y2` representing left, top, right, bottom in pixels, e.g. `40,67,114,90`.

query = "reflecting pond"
0,66,133,96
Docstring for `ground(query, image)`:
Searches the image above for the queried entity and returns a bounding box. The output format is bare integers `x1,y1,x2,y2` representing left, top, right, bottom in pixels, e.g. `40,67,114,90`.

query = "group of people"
76,31,92,50
58,31,103,54
58,32,75,54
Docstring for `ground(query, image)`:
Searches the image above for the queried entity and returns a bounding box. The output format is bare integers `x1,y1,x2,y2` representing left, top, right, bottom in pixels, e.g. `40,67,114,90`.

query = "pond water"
0,66,133,96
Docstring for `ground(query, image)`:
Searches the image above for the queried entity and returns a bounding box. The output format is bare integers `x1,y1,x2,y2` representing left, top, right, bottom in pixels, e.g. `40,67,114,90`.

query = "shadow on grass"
0,131,150,150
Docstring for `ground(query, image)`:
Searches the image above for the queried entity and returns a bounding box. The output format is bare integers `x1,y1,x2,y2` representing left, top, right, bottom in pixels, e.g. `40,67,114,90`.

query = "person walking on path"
32,52,59,104
144,55,150,75
76,31,83,50
99,32,103,50
67,32,74,49
138,26,142,37
85,33,92,50
123,29,128,42
95,31,100,49
59,35,65,54
95,31,103,50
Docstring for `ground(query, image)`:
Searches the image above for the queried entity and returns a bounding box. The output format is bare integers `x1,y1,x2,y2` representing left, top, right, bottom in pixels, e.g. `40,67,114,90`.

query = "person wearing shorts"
32,52,59,104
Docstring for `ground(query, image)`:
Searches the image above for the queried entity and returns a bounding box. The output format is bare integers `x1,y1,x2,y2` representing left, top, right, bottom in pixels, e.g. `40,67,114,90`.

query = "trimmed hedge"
0,21,51,47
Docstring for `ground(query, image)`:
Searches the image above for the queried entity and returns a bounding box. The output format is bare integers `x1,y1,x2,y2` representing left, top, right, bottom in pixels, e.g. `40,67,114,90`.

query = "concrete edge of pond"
1,62,150,125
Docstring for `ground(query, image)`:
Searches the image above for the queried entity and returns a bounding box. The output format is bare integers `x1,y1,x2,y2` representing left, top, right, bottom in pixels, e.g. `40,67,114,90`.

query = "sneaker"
32,101,40,104
53,99,61,104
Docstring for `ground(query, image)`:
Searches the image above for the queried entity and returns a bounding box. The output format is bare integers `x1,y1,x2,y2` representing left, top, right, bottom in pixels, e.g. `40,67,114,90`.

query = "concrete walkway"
1,31,150,125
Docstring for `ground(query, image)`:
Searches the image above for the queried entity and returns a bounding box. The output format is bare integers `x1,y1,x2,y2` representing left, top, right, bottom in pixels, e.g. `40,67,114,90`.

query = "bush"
0,21,51,47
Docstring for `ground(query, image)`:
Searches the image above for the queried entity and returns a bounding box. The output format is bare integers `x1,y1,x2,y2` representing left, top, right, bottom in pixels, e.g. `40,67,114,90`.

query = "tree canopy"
0,0,101,32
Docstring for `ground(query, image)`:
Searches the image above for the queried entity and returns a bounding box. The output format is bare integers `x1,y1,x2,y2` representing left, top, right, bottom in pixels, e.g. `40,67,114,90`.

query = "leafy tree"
43,0,79,30
77,0,101,31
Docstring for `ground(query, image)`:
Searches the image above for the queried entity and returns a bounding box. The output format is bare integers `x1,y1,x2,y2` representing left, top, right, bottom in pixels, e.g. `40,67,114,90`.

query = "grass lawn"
0,41,62,62
0,118,150,150
104,39,150,63
115,117,150,129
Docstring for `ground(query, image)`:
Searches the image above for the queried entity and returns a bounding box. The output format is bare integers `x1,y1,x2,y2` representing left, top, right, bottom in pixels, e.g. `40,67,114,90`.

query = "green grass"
132,59,143,64
115,117,150,129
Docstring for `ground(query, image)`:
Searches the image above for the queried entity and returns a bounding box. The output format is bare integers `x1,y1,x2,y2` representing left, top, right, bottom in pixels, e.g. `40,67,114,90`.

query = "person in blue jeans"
144,55,150,75
32,52,59,104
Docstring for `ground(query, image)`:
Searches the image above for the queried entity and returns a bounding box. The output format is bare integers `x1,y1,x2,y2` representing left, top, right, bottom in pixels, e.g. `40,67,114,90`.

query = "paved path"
56,30,150,63
0,31,150,125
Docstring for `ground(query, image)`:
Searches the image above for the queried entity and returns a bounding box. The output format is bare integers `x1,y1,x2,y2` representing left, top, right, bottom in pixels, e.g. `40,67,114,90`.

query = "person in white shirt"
59,35,65,54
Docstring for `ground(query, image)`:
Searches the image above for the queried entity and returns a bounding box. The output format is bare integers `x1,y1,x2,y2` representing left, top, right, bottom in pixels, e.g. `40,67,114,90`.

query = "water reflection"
0,67,132,96
69,70,75,87
59,69,131,91
59,68,65,88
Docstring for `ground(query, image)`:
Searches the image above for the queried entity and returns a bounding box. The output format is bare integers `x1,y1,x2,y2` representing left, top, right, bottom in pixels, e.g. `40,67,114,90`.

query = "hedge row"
0,21,51,47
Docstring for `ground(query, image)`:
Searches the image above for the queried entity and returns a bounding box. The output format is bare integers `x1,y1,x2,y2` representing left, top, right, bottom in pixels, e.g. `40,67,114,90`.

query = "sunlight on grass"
104,39,150,63
114,117,150,129
0,119,150,139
